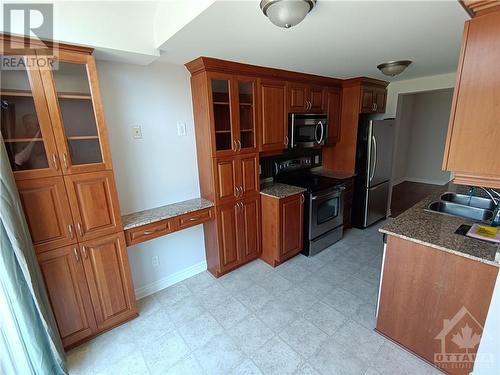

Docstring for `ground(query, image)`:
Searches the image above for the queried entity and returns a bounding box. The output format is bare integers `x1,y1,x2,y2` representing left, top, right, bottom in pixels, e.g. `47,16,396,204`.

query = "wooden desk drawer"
177,208,213,230
125,219,175,246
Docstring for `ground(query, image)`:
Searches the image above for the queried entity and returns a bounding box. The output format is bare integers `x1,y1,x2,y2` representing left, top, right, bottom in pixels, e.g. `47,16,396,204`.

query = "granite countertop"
379,191,500,267
122,198,214,230
260,183,307,199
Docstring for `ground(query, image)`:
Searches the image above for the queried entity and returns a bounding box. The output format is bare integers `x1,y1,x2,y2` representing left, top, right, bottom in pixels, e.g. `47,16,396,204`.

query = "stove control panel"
275,157,312,174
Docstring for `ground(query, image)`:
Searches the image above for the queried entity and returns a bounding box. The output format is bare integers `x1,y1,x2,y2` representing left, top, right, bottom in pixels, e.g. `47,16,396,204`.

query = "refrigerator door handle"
369,135,377,182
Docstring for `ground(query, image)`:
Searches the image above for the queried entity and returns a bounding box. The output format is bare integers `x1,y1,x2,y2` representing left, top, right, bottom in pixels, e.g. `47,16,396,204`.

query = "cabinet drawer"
177,208,213,230
125,219,175,246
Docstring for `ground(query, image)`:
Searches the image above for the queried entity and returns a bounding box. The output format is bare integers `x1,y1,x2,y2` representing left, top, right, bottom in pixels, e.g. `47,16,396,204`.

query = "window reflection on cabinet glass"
52,62,102,165
1,67,49,171
212,79,232,151
238,81,254,149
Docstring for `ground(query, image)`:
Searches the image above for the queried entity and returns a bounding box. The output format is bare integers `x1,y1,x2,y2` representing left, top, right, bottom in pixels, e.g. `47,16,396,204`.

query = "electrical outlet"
177,123,187,136
151,256,159,267
132,126,142,139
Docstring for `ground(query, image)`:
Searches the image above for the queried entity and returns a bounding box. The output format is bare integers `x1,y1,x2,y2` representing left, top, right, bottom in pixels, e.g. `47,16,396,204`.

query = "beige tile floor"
67,221,442,375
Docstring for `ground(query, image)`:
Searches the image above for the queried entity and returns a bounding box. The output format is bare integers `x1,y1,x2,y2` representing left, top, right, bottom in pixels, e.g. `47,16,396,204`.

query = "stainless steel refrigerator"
352,116,395,228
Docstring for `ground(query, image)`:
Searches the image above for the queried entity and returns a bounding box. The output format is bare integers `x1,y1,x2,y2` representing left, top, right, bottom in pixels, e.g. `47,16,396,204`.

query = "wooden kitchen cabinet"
360,85,386,113
64,170,123,241
377,235,498,375
443,10,500,188
37,245,97,348
260,193,304,267
259,79,287,152
214,154,259,204
287,83,325,113
16,176,76,253
80,232,137,331
325,87,342,144
216,196,260,274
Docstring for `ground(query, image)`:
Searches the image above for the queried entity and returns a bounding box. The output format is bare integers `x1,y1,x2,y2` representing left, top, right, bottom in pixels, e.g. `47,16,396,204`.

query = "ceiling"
158,0,469,81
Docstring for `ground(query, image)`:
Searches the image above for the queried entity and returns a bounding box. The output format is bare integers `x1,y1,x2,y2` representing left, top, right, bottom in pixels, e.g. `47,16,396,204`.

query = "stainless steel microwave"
289,113,328,149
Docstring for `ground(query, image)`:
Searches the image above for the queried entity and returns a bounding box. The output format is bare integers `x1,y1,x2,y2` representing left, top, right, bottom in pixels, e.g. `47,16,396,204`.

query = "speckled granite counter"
379,191,500,267
122,198,214,230
260,183,307,199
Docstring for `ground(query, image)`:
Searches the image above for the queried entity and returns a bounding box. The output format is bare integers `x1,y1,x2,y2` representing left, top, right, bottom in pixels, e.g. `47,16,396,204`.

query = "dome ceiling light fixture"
377,60,413,77
260,0,317,29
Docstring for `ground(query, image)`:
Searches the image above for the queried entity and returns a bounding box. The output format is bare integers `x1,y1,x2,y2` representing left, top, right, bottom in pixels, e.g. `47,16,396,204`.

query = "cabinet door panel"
375,88,387,113
239,154,259,199
0,51,60,180
38,246,96,348
281,195,304,258
236,77,258,153
65,170,122,241
215,158,237,204
238,197,260,262
81,232,136,330
309,87,324,112
288,84,307,112
17,176,76,252
210,74,237,155
39,51,113,174
217,203,240,271
325,88,342,144
260,80,287,152
360,87,375,113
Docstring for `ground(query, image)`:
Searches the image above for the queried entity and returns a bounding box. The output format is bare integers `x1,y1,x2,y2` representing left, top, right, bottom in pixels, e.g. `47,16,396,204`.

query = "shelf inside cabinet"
58,93,92,100
67,135,99,140
1,90,32,97
3,138,43,143
215,130,231,134
213,102,230,105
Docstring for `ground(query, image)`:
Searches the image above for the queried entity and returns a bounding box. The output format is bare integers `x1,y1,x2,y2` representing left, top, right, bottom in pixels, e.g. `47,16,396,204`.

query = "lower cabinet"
260,193,304,267
215,195,261,275
37,232,137,348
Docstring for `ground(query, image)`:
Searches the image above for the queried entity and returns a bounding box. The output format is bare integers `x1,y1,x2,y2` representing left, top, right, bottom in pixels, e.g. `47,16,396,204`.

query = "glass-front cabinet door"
210,74,257,156
0,50,60,180
39,51,112,174
236,77,257,153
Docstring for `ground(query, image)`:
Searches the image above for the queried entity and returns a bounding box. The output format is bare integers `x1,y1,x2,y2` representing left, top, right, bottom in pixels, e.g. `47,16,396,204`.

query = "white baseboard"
134,260,207,300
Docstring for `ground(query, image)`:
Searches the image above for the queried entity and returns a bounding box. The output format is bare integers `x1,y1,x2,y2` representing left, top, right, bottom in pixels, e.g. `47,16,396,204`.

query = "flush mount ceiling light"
260,0,316,29
377,60,413,77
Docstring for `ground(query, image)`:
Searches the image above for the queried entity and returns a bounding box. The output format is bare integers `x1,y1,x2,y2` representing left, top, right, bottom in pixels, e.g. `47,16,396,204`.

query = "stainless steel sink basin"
440,193,496,210
428,201,494,222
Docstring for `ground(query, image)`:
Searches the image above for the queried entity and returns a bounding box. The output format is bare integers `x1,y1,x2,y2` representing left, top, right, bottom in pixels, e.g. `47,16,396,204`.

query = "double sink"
427,193,496,223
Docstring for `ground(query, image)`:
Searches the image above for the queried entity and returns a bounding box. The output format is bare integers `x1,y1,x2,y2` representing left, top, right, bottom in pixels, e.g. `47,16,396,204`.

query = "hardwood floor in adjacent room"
390,181,446,218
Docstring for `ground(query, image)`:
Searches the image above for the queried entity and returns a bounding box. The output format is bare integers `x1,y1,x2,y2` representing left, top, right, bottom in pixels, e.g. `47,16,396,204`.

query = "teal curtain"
0,139,67,375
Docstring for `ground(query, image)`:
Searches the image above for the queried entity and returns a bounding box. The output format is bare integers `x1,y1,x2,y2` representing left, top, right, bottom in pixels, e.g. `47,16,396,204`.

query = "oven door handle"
311,187,345,200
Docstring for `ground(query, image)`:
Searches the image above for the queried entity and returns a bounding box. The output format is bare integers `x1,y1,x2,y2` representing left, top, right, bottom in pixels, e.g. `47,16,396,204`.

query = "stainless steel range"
274,156,345,256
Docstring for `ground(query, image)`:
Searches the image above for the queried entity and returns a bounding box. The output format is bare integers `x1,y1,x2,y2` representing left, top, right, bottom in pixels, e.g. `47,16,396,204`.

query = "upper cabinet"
260,79,287,152
209,73,258,156
287,83,325,113
1,43,113,179
443,10,500,188
360,85,387,113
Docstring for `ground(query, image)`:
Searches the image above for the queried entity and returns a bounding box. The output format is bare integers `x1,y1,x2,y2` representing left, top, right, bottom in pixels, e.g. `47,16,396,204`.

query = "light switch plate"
132,126,142,139
177,123,187,136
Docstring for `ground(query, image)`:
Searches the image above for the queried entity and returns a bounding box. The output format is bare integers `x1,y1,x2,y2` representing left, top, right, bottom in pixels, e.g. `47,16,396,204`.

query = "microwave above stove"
289,113,328,149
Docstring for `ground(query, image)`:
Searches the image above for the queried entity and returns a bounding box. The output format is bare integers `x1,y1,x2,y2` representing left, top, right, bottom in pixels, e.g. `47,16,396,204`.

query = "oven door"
309,188,344,239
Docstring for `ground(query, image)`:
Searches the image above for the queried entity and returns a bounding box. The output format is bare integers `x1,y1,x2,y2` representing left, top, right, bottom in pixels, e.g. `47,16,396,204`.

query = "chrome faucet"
470,187,500,226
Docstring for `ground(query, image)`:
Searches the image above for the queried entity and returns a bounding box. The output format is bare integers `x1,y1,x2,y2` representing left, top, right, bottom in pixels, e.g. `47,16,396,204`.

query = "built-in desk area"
122,198,215,246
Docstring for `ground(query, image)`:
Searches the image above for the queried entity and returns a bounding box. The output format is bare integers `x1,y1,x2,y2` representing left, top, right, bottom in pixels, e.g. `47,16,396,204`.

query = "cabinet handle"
239,186,243,197
189,216,200,222
234,188,239,198
68,224,74,239
52,154,59,170
62,153,68,169
284,136,289,146
77,222,83,236
82,246,88,259
73,247,79,262
143,230,156,235
374,103,378,111
237,140,242,151
232,140,237,151
300,194,305,204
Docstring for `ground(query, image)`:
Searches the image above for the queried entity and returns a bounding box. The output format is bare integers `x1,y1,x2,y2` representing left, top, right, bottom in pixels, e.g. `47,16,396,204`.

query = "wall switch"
132,126,142,139
177,123,187,136
151,256,159,267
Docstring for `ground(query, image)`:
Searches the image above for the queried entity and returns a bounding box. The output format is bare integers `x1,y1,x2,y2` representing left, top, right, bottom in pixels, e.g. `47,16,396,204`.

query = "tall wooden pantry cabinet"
0,35,137,349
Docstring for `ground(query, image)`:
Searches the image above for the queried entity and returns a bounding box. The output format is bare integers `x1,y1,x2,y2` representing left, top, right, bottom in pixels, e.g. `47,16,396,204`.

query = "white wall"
393,89,454,186
96,60,206,298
